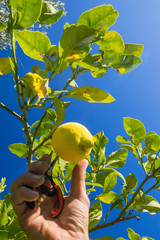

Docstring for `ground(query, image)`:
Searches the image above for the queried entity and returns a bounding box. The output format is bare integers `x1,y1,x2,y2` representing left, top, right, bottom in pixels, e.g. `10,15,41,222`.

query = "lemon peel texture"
52,122,94,162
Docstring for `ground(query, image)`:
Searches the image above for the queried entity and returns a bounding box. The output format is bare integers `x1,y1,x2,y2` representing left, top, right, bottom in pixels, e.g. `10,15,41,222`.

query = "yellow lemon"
52,122,94,162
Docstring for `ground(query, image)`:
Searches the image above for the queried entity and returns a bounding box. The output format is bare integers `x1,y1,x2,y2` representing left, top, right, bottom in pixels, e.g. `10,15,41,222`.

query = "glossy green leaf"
124,44,143,57
97,31,124,63
8,143,28,158
32,122,54,137
91,66,108,78
97,191,118,204
126,173,137,191
105,149,128,168
90,237,115,240
64,162,77,182
75,54,98,72
123,117,146,142
92,131,108,159
89,200,102,229
53,97,65,128
144,133,160,154
64,86,115,103
46,90,68,101
17,30,52,61
142,196,160,215
59,25,96,60
0,58,12,75
0,230,8,240
103,172,117,193
107,168,126,183
10,0,42,29
95,171,112,186
38,2,64,24
76,5,118,33
116,136,132,144
128,228,141,240
0,22,7,32
118,144,138,158
110,55,142,74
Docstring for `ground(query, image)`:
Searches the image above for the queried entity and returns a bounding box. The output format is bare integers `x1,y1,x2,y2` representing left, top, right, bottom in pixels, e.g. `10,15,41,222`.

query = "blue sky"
1,0,160,239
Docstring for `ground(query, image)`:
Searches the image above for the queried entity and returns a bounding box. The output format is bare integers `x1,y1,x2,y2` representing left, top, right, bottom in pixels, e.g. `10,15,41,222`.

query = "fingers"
70,159,90,207
10,154,51,217
10,186,39,206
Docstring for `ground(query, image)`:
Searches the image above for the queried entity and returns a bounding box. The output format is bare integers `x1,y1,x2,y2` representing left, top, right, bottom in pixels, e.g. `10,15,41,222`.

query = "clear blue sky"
1,0,160,239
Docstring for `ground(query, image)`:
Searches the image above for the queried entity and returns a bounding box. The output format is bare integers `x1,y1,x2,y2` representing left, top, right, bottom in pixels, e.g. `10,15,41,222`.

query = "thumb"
70,159,89,205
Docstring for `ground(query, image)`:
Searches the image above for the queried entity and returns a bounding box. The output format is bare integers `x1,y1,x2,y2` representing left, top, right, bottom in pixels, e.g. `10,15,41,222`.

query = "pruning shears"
26,154,64,218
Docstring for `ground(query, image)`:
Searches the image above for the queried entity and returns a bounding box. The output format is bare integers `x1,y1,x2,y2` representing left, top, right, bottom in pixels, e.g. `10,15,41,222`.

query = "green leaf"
85,182,103,188
124,44,143,57
142,196,160,215
126,173,137,191
91,132,108,159
118,144,138,158
91,66,108,78
15,231,29,240
10,0,42,29
59,25,96,60
0,58,12,75
76,5,118,34
0,178,6,193
97,191,118,204
127,228,141,240
65,86,115,103
90,237,115,240
143,133,160,154
103,172,117,193
38,2,64,25
64,162,77,182
75,54,98,72
110,55,142,74
89,200,102,229
8,143,28,158
141,237,155,240
109,168,126,183
7,218,22,239
16,30,52,61
123,117,146,143
46,90,68,101
116,136,132,144
97,31,124,63
105,149,128,168
0,201,8,227
0,22,7,32
32,122,54,137
53,97,65,128
0,230,8,240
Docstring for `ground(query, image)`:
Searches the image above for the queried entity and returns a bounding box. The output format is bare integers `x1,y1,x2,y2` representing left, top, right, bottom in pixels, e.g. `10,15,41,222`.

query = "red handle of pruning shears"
26,155,64,218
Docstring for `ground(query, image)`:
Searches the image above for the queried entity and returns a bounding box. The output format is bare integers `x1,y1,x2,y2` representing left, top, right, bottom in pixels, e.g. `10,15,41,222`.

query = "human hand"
10,155,90,240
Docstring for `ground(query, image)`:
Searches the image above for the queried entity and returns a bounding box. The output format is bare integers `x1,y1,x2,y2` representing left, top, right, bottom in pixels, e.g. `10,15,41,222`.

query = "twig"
89,165,160,233
0,102,23,123
32,102,55,144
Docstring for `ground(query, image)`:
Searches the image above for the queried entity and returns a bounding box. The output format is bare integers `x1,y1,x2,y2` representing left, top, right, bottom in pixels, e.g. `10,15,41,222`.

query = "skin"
10,155,90,240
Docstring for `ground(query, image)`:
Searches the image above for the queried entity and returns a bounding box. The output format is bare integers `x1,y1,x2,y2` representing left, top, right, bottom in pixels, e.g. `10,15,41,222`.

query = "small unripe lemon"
52,122,94,162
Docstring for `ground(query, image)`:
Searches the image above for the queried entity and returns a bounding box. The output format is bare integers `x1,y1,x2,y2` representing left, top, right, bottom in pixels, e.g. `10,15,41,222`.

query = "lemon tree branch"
0,102,23,123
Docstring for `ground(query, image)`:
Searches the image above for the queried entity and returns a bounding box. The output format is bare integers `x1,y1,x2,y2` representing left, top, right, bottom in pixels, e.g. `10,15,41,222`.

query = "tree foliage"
0,1,159,240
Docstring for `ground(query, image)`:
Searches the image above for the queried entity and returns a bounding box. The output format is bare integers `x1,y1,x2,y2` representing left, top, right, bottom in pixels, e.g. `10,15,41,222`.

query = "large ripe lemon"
52,122,94,162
